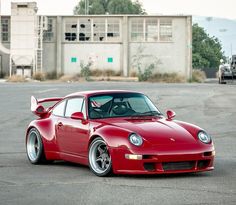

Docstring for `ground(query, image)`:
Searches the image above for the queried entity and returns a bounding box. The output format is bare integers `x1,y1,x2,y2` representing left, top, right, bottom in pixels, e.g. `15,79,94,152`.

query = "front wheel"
26,128,46,164
88,137,112,177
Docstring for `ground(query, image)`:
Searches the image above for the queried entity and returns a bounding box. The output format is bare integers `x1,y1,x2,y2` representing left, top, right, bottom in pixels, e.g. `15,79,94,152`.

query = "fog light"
125,154,142,160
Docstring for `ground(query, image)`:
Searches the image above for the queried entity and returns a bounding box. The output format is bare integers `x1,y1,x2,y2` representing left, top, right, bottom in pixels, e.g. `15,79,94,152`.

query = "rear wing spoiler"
31,96,62,117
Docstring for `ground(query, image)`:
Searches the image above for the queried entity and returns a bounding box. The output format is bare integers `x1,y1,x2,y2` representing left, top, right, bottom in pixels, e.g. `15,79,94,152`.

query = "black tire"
88,137,112,177
26,128,47,164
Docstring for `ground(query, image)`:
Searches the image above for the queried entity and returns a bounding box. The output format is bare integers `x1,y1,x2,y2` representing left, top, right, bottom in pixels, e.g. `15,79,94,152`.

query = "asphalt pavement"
0,81,235,205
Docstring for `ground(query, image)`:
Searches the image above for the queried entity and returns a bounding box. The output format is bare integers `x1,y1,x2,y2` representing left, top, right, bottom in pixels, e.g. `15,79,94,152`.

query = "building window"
145,18,158,42
131,18,144,41
1,18,10,42
107,19,120,42
93,18,106,42
43,18,55,42
160,19,172,42
64,17,121,42
65,19,77,41
79,18,91,41
130,18,173,42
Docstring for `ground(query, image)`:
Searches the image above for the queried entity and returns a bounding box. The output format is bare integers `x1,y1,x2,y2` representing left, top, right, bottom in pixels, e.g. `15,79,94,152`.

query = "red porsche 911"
26,90,215,176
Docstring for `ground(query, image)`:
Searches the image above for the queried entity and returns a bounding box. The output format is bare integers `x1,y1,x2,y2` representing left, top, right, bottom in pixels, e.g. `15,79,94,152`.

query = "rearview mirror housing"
166,110,176,120
71,112,85,120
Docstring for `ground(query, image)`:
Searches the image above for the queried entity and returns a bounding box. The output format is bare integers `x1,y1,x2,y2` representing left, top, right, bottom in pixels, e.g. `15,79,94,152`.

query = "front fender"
175,120,203,140
91,125,132,149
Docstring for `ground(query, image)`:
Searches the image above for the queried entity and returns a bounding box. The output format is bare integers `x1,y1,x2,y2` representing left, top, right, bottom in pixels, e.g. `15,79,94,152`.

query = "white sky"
0,0,236,19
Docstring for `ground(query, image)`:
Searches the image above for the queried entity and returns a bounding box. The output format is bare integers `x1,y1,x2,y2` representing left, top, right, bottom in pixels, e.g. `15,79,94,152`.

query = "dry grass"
45,71,60,80
32,72,46,81
148,72,186,83
129,69,138,77
90,69,122,77
190,69,206,83
7,75,27,82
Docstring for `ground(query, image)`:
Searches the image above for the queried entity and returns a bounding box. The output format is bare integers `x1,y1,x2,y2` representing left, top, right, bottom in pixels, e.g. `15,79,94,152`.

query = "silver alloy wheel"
89,139,111,175
27,129,42,163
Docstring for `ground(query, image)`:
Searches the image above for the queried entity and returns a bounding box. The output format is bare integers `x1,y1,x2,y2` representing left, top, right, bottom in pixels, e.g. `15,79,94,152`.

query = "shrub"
190,69,206,83
138,63,155,81
80,61,92,81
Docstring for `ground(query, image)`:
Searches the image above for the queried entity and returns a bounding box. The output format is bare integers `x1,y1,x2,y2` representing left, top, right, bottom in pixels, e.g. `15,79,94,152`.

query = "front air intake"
162,161,195,171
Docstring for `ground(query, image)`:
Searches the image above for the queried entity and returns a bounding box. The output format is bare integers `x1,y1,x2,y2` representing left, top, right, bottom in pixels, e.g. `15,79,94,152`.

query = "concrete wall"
43,43,56,73
10,3,37,70
63,43,121,74
129,18,191,78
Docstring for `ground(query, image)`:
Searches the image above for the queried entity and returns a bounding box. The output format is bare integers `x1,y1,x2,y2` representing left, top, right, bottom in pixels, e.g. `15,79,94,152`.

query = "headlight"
129,133,143,146
198,131,211,144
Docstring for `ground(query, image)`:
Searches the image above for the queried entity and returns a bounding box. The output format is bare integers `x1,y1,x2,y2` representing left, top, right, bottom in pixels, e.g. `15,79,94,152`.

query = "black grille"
197,160,210,169
144,163,155,171
162,161,195,171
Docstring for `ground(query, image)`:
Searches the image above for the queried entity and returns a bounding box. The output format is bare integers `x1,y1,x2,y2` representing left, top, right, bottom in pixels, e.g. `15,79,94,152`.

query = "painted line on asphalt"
35,88,58,93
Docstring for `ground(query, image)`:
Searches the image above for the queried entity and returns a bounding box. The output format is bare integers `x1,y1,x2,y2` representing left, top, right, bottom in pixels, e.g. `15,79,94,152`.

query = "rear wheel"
26,128,46,164
88,137,112,177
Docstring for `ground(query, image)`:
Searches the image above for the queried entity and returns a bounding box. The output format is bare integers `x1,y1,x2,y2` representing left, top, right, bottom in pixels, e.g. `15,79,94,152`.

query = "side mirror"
33,105,47,117
71,112,85,120
166,110,176,120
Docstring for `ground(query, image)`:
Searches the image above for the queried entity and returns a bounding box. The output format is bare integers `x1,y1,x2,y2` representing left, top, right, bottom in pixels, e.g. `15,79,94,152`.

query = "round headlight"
129,133,143,146
198,131,211,144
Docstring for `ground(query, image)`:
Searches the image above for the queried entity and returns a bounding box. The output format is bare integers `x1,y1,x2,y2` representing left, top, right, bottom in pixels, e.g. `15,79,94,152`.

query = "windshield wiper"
131,111,161,117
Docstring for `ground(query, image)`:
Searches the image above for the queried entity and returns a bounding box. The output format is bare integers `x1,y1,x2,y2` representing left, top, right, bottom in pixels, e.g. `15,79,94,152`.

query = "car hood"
101,117,197,145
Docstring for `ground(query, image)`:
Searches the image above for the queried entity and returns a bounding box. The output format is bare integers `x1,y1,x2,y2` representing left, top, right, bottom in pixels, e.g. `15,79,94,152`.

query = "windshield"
88,93,161,119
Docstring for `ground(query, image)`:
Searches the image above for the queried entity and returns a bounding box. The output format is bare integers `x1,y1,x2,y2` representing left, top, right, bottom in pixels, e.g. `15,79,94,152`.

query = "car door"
56,97,89,157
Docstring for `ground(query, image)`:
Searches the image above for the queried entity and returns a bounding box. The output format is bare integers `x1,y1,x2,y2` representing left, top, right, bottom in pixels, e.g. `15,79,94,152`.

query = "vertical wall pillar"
186,16,192,79
122,16,129,77
56,16,62,75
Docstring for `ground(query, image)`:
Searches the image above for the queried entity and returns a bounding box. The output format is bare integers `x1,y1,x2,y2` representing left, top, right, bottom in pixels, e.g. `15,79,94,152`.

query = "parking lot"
0,81,235,205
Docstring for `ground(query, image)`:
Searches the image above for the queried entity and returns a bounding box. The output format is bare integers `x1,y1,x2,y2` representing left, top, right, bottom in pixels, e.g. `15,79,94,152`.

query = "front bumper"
110,146,215,175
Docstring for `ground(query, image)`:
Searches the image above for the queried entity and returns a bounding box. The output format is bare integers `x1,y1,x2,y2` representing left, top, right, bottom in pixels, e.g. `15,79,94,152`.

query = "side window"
81,99,87,118
65,98,84,118
52,100,66,117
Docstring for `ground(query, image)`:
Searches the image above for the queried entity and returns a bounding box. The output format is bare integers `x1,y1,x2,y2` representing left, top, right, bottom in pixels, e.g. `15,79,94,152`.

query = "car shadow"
38,160,215,179
116,172,213,180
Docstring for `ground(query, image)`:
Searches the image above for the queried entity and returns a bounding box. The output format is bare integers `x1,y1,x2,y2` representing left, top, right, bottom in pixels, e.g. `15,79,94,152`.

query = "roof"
65,90,142,98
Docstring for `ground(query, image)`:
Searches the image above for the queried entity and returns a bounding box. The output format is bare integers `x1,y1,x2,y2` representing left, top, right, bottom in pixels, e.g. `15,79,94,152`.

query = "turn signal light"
125,154,142,160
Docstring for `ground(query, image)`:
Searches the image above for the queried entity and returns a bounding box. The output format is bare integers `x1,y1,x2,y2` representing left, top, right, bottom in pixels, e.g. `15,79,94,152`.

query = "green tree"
192,23,225,69
74,0,145,15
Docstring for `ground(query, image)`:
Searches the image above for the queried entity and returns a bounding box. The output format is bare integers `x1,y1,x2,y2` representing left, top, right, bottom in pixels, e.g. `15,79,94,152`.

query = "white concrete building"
0,2,192,79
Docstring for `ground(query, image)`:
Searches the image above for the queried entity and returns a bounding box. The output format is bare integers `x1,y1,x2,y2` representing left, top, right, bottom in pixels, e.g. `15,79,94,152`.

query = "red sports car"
26,90,215,176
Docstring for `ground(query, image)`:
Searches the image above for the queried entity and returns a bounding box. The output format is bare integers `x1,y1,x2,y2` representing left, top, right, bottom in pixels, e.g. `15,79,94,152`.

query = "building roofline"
44,14,192,18
0,14,191,18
